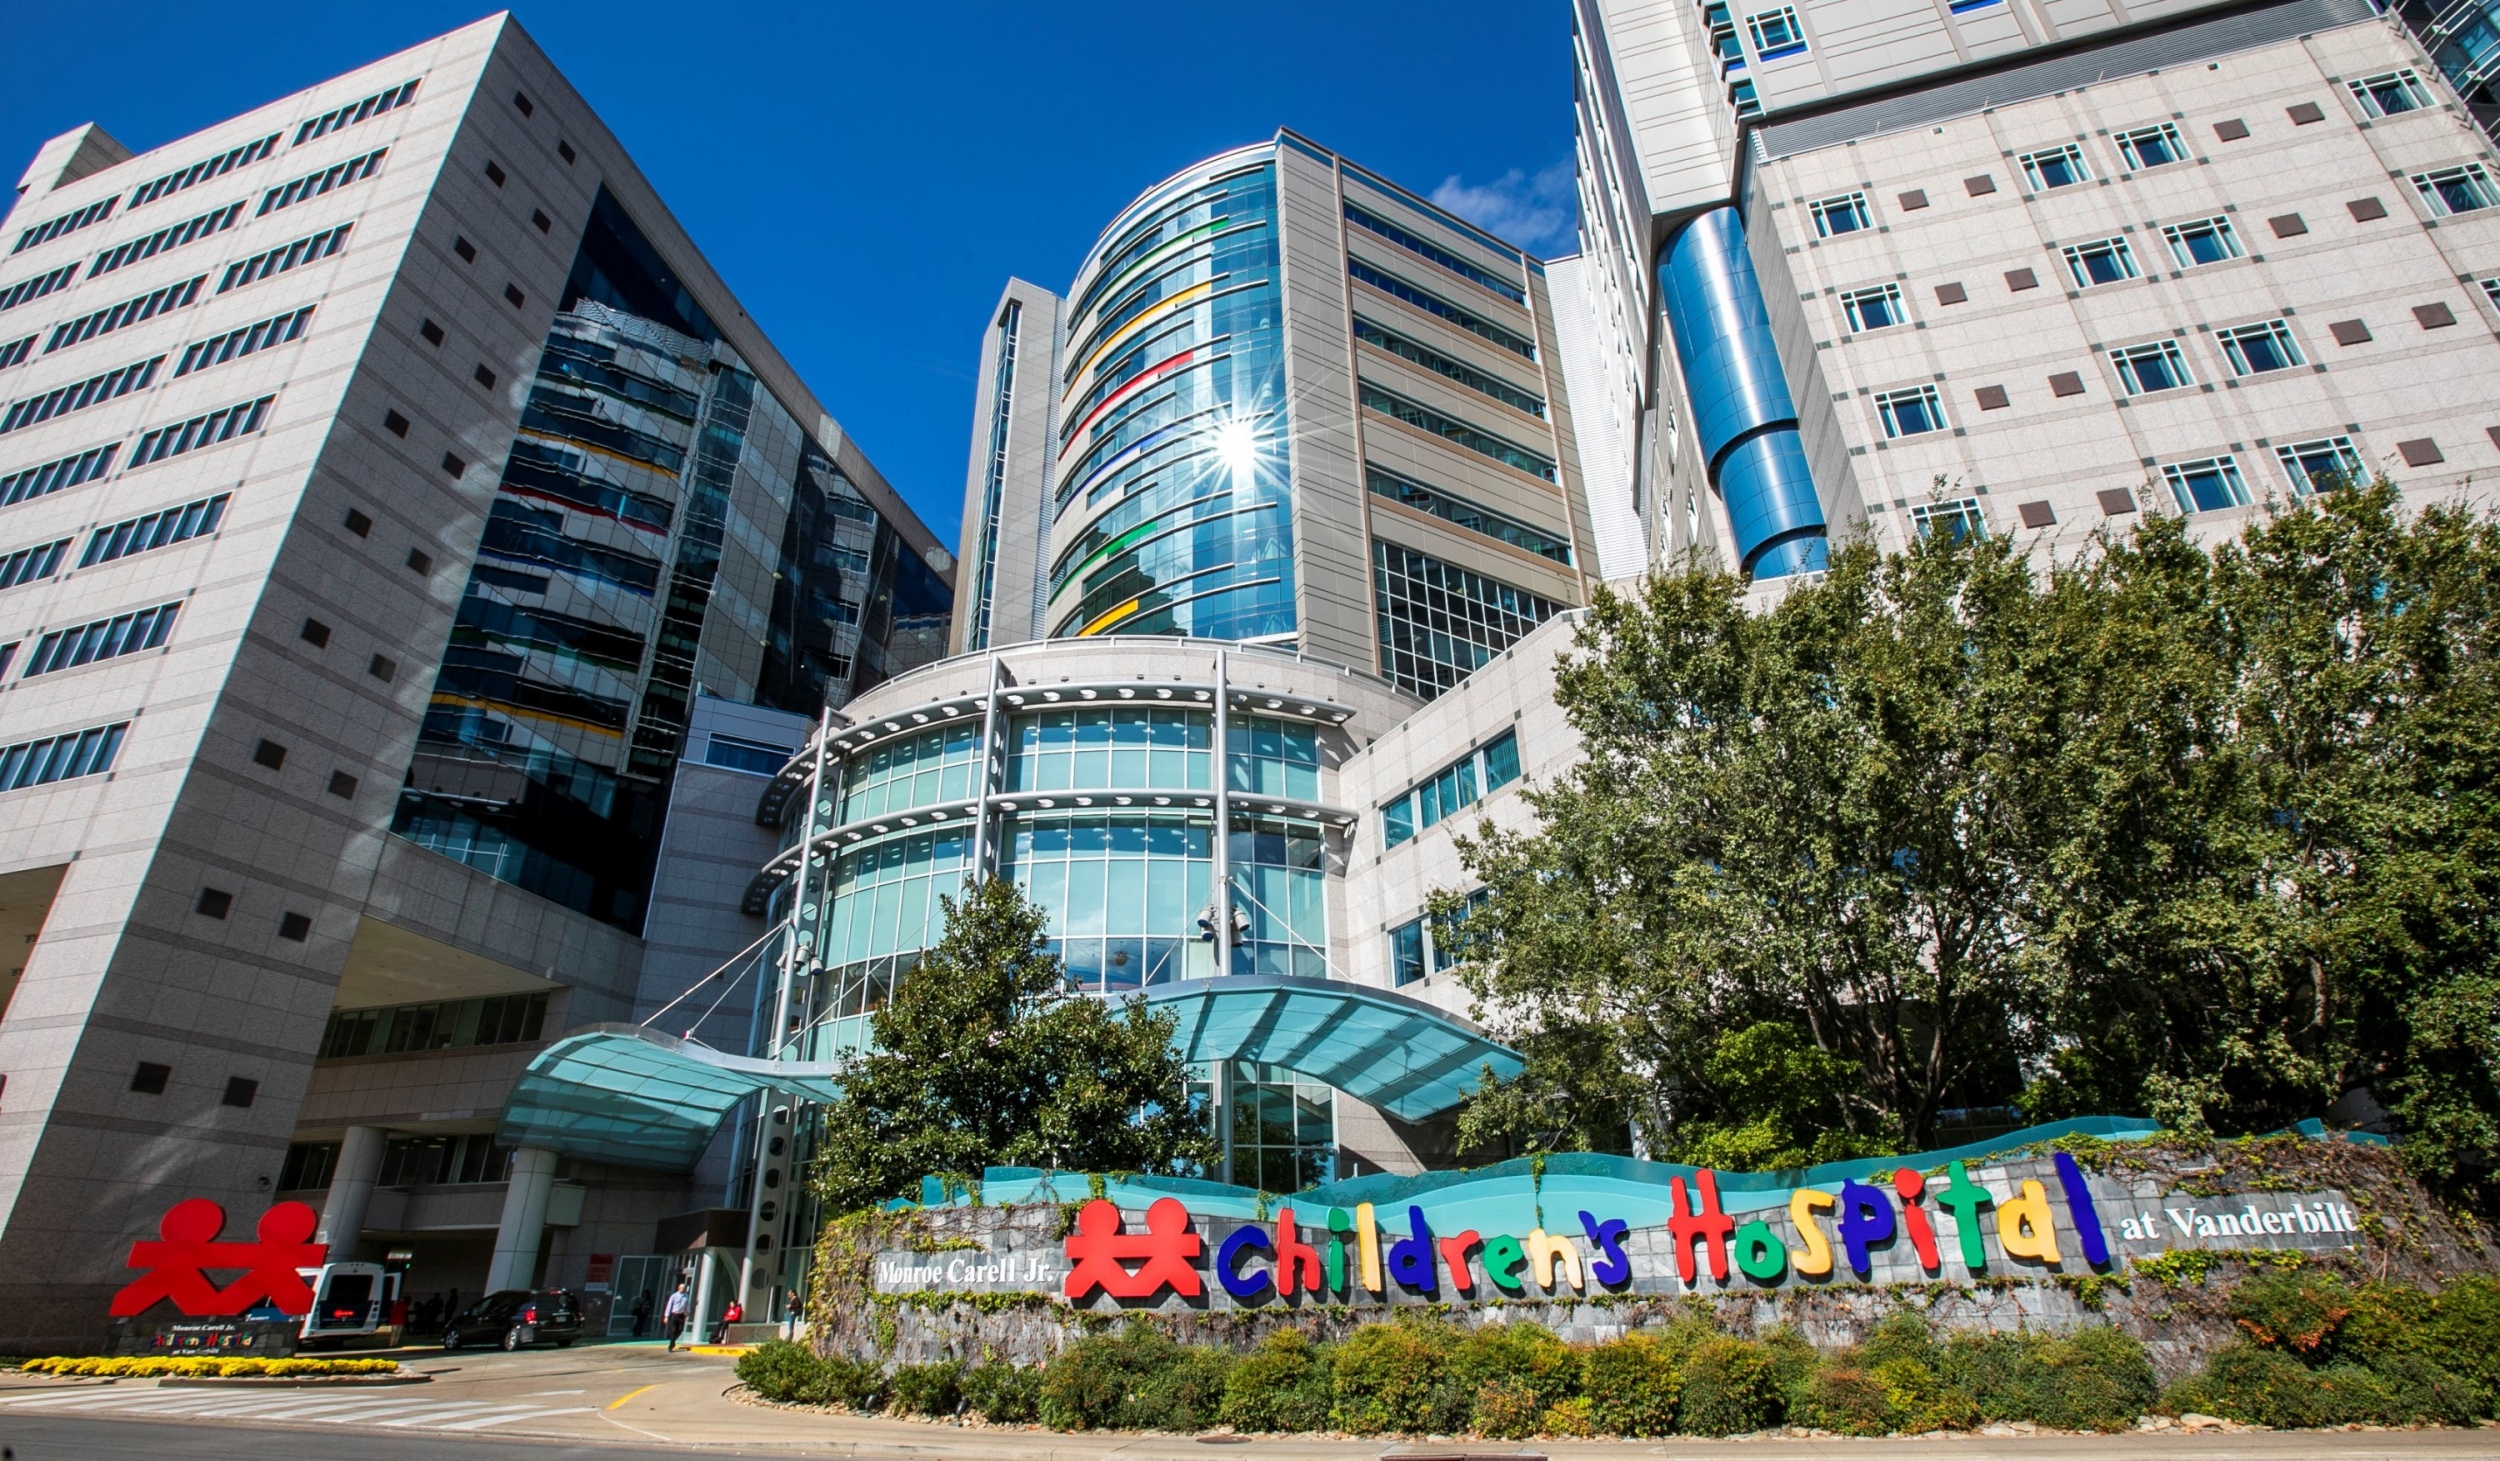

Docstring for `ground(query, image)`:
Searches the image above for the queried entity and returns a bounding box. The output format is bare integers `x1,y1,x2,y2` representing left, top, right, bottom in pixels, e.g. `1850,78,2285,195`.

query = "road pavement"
1,1342,2493,1460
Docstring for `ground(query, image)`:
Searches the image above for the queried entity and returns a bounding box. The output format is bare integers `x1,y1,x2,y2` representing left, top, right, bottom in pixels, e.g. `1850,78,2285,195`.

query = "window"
129,396,274,468
175,306,313,376
2276,436,2364,496
1228,714,1322,801
375,1134,514,1187
319,990,554,1059
0,721,129,790
12,197,117,256
87,201,242,279
1748,5,1808,58
2413,165,2500,216
0,443,117,509
294,80,420,146
45,277,205,354
1368,466,1572,563
277,912,312,942
1911,498,1987,541
1877,384,1947,437
2020,144,2091,190
2116,123,2188,170
278,1142,337,1191
222,1076,258,1107
0,356,162,435
130,1061,171,1095
1810,193,1871,237
217,224,351,293
1731,80,1762,118
80,493,229,567
1842,283,1904,331
2062,237,2140,287
1351,318,1545,416
253,739,287,769
22,602,179,676
2219,320,2303,375
1001,709,1208,798
301,619,331,648
1343,203,1525,303
705,730,790,775
2111,339,2193,394
0,538,68,590
2162,216,2242,268
1390,919,1426,986
0,337,28,370
1375,542,1563,701
2163,455,2252,513
1387,890,1493,986
1360,384,1557,480
128,135,277,209
483,161,507,188
0,265,78,314
196,887,233,917
1346,259,1538,358
256,149,385,217
512,90,534,117
1382,728,1523,849
2350,70,2431,118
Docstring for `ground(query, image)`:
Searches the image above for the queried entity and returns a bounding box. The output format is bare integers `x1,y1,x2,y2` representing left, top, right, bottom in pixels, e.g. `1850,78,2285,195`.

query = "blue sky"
2,3,1575,548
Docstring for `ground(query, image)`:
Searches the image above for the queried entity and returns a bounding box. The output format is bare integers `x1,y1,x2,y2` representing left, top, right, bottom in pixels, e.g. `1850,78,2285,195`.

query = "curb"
153,1372,431,1388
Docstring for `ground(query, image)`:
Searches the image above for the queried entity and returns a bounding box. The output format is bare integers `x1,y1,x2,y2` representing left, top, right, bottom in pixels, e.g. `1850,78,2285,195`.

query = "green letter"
1936,1161,1994,1272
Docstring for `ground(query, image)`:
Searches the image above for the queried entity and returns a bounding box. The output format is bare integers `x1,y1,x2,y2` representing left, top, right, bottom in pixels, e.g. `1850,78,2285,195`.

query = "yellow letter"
1524,1229,1584,1291
1789,1188,1836,1276
1996,1179,2061,1264
1356,1202,1382,1291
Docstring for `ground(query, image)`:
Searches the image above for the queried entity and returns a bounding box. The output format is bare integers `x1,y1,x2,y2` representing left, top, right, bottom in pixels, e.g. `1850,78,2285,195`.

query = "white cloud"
1428,159,1577,257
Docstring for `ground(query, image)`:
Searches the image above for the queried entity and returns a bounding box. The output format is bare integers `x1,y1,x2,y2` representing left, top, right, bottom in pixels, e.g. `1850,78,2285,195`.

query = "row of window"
1366,466,1574,564
1389,888,1488,986
0,265,77,314
1352,316,1546,418
1343,202,1526,303
0,355,160,435
45,276,204,355
1869,312,2306,440
294,78,421,146
1359,383,1558,481
1374,540,1564,701
317,990,549,1059
1807,159,2497,247
90,201,244,280
0,493,227,601
14,601,180,678
1347,258,1539,359
11,197,116,257
176,306,313,376
1381,728,1522,849
0,392,268,531
0,721,127,793
0,337,28,371
255,147,386,218
128,135,280,211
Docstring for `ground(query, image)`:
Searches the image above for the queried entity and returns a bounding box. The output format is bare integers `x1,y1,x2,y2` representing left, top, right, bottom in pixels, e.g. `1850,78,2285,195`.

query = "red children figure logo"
110,1198,328,1318
1062,1196,1203,1300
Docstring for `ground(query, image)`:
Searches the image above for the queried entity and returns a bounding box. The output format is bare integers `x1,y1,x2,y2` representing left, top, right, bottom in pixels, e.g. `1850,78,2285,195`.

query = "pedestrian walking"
630,1290,652,1338
662,1281,691,1351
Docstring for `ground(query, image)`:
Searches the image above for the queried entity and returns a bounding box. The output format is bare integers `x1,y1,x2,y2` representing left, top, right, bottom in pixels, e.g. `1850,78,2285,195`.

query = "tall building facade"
954,134,1600,700
1565,0,2500,578
0,17,947,1349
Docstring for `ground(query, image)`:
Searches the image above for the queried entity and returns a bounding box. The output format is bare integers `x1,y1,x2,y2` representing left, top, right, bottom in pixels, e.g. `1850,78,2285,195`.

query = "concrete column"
315,1125,386,1252
482,1146,557,1294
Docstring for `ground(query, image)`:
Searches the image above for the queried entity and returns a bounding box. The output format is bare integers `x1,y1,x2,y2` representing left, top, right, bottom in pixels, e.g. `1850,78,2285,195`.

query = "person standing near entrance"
630,1290,652,1338
662,1281,691,1350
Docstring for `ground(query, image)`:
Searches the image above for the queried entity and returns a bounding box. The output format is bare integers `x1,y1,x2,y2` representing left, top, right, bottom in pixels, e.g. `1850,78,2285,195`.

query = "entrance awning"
1143,975,1519,1121
498,980,1519,1171
496,1024,846,1172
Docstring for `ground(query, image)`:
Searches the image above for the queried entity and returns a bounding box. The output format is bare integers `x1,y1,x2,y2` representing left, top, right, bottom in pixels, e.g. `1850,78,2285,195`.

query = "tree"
1449,484,2500,1207
811,876,1216,1214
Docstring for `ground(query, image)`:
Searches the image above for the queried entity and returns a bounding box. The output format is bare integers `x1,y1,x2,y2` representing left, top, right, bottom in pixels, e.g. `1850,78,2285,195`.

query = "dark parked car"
441,1289,583,1351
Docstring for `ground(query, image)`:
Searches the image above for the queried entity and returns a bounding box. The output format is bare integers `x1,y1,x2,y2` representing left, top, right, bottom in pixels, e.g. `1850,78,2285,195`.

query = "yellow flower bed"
20,1355,399,1378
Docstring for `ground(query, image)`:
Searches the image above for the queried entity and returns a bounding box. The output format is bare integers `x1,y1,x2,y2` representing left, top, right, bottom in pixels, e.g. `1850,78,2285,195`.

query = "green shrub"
2425,1274,2500,1394
1125,1345,1234,1432
1448,1323,1581,1413
1858,1312,1942,1372
961,1360,1040,1424
1038,1321,1185,1431
1218,1330,1333,1434
1677,1336,1783,1436
1329,1323,1455,1436
2166,1341,2329,1429
816,1354,888,1411
2229,1270,2352,1356
1756,1324,1820,1399
1793,1366,1894,1436
1473,1377,1544,1439
1582,1332,1680,1436
2333,1282,2434,1365
890,1360,962,1417
736,1340,825,1403
1940,1327,2153,1432
1873,1356,1979,1434
2364,1352,2490,1425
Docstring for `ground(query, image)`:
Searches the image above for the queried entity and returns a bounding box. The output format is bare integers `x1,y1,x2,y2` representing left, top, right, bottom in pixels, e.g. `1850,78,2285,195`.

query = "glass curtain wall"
395,187,949,931
1046,155,1296,643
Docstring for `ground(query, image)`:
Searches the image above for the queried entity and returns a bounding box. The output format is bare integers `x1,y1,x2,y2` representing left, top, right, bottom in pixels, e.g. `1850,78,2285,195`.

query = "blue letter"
1835,1179,1896,1276
1579,1210,1633,1286
1384,1205,1439,1295
1216,1224,1273,1300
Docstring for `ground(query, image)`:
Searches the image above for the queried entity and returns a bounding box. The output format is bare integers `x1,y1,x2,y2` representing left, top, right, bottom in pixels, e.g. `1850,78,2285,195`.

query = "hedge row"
19,1355,400,1377
739,1273,2500,1437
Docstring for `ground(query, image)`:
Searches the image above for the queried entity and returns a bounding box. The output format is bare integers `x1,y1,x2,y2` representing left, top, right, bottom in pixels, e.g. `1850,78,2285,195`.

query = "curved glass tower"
1046,146,1296,644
